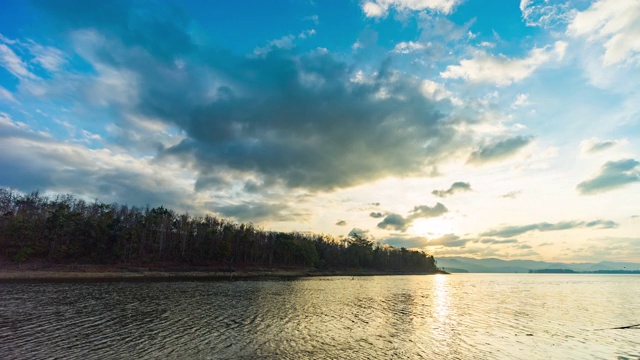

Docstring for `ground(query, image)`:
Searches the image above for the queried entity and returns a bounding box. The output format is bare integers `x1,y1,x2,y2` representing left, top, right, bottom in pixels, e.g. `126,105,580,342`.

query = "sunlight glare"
410,218,455,238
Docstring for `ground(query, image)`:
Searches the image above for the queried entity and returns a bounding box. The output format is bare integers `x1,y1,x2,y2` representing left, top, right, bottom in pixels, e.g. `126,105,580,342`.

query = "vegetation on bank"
0,189,439,274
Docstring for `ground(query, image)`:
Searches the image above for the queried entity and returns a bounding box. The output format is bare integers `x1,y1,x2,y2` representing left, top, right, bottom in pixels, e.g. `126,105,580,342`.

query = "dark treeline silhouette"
530,269,640,274
0,189,438,273
529,269,576,274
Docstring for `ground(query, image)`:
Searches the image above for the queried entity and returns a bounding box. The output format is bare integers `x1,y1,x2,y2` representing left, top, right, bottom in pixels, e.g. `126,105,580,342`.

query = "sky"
0,0,639,262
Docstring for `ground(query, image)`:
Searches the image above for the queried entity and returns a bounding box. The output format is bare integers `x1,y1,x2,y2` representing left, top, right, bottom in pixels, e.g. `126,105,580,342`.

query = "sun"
409,218,455,238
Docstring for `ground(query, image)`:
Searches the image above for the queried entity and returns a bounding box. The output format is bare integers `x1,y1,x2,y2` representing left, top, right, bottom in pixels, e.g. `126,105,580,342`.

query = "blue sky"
1,0,639,262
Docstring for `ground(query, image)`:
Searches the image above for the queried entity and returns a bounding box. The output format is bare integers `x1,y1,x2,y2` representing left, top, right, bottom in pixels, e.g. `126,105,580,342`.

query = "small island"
0,190,444,281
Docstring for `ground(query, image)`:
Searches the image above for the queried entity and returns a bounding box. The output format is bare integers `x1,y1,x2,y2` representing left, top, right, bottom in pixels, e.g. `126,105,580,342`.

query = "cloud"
253,35,296,56
580,138,625,154
585,220,618,228
254,30,316,56
336,220,347,226
381,233,468,249
361,0,461,18
393,41,428,54
420,80,458,103
303,15,319,24
348,228,369,238
511,93,531,108
426,234,468,247
501,190,521,199
369,212,385,218
215,201,307,223
515,244,532,250
577,159,640,194
480,238,518,244
0,43,37,79
29,0,472,194
440,41,567,85
409,202,448,218
25,41,67,72
481,219,619,238
432,181,471,197
559,237,640,263
381,235,430,249
0,116,194,211
467,136,532,164
377,213,410,231
520,0,570,28
377,202,448,231
567,0,640,66
0,86,17,103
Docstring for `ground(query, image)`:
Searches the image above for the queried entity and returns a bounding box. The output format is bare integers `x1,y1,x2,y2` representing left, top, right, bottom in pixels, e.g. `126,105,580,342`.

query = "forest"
0,188,439,273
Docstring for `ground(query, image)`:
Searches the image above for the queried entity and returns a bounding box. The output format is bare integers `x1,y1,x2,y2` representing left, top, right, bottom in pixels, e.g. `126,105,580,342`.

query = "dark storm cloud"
377,202,448,232
467,136,532,164
432,181,471,197
481,219,618,238
35,0,468,193
577,159,640,195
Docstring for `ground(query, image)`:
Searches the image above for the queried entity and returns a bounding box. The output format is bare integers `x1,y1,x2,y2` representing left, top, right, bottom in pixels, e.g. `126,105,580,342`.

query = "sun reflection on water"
431,274,455,356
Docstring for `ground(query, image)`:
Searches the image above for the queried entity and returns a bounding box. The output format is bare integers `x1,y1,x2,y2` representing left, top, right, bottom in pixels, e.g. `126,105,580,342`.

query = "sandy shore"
0,263,445,282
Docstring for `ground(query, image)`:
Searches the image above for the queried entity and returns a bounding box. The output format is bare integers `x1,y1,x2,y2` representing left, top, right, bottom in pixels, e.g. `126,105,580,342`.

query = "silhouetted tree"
0,188,439,273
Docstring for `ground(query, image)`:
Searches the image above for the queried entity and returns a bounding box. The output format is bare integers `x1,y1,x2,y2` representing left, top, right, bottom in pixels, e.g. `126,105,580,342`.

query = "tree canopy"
0,188,438,273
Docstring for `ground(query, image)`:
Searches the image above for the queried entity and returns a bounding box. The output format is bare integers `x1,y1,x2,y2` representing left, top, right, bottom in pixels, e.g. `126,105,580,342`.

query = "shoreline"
0,263,447,283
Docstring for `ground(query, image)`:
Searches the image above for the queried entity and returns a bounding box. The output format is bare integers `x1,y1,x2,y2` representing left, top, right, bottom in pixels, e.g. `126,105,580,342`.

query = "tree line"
0,189,438,273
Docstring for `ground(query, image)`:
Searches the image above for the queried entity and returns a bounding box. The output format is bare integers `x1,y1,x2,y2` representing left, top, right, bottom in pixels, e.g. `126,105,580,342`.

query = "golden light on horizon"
410,218,455,238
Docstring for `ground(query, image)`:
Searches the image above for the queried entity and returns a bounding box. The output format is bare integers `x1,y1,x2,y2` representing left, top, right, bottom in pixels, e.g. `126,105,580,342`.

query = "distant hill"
436,257,640,273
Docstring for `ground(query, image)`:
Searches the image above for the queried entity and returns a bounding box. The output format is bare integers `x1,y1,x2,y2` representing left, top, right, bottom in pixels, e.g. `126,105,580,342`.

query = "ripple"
1,275,639,359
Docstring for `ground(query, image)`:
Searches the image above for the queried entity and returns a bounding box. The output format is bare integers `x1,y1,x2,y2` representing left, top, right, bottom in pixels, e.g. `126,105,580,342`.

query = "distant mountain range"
436,257,640,273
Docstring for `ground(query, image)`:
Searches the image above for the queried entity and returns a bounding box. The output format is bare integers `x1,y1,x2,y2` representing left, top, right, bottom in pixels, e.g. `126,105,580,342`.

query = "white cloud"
511,93,531,108
363,2,386,17
420,79,460,104
303,15,319,24
392,41,428,54
26,41,67,71
298,29,316,39
0,43,37,80
567,0,640,66
520,0,570,28
0,86,17,103
253,35,298,56
440,41,567,86
580,138,627,155
361,0,461,18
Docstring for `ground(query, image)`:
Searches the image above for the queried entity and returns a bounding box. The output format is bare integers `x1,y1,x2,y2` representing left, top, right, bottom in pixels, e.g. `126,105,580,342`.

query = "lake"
1,274,639,359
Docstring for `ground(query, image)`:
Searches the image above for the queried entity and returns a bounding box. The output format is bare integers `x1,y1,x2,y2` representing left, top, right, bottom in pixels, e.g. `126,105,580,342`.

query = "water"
1,274,639,359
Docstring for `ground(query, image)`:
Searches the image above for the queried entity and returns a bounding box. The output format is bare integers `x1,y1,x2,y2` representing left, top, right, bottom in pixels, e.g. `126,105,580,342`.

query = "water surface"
1,274,639,359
